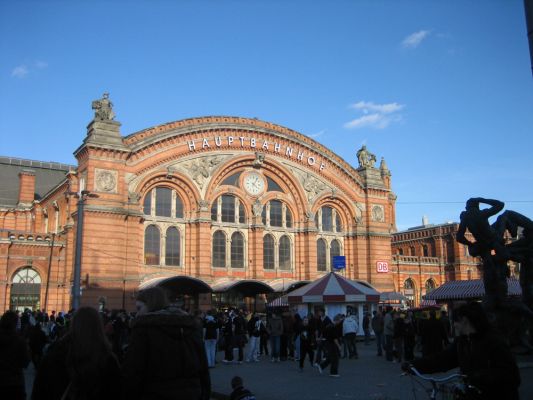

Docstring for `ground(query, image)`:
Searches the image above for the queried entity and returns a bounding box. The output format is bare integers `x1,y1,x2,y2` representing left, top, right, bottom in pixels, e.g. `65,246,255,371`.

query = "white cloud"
402,30,430,48
36,60,48,69
350,101,404,114
344,100,405,130
12,65,29,78
309,129,326,138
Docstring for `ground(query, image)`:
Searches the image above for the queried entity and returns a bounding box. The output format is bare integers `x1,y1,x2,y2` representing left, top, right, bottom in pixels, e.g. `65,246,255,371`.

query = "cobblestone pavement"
209,342,533,400
24,341,533,399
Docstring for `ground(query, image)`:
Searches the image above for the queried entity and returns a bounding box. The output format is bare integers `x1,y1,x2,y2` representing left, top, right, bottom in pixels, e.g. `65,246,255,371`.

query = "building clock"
243,171,265,196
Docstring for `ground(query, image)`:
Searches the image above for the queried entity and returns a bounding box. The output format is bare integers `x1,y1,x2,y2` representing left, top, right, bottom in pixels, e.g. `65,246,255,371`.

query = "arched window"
155,187,172,217
143,187,185,218
175,196,183,218
398,248,404,255
263,234,275,270
212,231,226,268
425,279,435,293
211,195,246,223
144,225,160,265
279,235,291,270
335,213,342,233
231,232,244,268
422,245,429,257
269,200,283,227
317,239,327,271
330,239,341,267
286,209,292,228
13,268,41,284
410,246,416,256
221,195,236,223
322,207,333,231
404,278,416,308
165,227,180,266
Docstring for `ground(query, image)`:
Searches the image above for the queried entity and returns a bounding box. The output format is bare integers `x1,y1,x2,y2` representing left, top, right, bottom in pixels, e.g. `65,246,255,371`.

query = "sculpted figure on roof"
356,145,376,168
91,92,115,121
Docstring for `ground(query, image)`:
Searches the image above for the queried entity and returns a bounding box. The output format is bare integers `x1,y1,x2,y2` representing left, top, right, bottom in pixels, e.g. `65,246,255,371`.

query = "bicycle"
402,366,481,400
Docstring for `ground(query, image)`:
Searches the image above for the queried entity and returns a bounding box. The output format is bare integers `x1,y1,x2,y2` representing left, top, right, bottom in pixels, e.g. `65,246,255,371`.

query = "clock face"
243,172,265,196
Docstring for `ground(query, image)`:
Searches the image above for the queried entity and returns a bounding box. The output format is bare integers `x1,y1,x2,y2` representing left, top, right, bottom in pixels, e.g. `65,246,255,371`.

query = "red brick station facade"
0,95,480,313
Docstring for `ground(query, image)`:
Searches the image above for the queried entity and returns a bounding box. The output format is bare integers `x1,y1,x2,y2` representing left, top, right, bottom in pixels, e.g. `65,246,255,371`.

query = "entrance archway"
10,267,42,311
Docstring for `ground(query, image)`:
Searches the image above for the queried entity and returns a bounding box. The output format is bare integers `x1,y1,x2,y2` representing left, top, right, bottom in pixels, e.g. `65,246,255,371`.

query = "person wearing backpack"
122,287,211,400
203,310,218,368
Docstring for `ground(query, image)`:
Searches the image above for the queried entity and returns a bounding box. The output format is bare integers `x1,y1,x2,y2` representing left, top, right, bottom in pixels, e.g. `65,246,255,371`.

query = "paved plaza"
209,341,533,400
23,340,533,399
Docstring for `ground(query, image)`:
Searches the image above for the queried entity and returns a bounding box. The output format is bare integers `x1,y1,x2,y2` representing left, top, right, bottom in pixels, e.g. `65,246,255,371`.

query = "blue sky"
1,0,532,231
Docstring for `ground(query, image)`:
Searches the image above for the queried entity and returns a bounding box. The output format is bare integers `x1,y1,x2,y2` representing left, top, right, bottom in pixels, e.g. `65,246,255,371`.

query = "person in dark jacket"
32,307,120,400
404,302,520,400
229,376,255,400
0,311,30,400
298,316,316,371
420,310,448,357
28,321,47,368
122,287,211,400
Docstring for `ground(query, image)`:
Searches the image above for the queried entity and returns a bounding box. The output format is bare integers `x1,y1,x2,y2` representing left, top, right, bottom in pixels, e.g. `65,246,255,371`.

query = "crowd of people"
0,293,523,400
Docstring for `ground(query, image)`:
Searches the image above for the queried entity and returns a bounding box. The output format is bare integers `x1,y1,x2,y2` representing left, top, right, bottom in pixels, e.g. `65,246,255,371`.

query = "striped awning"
287,272,380,304
267,295,289,308
423,278,521,301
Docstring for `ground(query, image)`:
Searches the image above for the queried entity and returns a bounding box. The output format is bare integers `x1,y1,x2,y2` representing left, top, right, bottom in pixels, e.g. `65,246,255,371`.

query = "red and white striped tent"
287,272,380,304
423,278,522,302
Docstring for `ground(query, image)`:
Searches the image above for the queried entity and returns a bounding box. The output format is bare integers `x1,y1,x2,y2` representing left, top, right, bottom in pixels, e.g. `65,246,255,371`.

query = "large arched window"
211,195,246,224
317,239,327,271
316,206,343,232
262,200,292,228
165,227,181,266
143,187,184,218
231,232,244,268
212,231,226,268
330,239,341,266
263,234,275,270
279,235,291,270
144,225,161,265
404,278,416,308
425,279,435,293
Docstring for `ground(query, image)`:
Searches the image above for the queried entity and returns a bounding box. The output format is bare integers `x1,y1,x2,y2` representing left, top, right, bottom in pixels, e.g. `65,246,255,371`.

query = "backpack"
204,319,218,340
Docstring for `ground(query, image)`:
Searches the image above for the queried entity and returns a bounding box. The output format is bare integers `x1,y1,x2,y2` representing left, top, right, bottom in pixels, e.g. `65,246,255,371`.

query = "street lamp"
68,190,98,310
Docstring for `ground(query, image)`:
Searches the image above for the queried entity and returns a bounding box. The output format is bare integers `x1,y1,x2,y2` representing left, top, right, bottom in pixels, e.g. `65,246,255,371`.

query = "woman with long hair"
32,307,121,400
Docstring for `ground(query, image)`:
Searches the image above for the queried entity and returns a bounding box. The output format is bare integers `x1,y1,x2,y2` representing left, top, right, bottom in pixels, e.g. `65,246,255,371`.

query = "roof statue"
91,92,115,121
356,145,376,168
456,197,533,350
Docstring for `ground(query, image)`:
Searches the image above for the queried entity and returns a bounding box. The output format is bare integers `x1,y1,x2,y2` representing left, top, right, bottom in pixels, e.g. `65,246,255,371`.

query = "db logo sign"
376,261,389,273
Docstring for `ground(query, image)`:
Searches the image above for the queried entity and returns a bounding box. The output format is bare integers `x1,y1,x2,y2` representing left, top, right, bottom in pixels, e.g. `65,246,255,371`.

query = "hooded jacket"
122,307,211,400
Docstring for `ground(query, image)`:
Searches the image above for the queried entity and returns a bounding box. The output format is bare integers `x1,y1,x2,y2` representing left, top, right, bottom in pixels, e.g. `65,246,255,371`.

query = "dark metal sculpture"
457,197,533,349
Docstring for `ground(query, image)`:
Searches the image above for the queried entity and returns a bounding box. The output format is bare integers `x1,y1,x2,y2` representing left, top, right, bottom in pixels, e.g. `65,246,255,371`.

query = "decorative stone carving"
371,204,385,222
252,200,263,217
180,155,224,190
95,168,117,193
253,152,265,167
354,201,364,224
198,200,209,211
305,211,315,222
128,192,141,203
91,92,115,121
356,145,376,168
302,172,328,201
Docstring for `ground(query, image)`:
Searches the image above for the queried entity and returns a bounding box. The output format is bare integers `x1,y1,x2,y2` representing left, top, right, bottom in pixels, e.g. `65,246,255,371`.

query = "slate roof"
0,156,75,207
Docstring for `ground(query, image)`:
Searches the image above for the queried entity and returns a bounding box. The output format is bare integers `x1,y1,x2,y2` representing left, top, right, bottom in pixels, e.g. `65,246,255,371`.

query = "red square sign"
376,261,389,273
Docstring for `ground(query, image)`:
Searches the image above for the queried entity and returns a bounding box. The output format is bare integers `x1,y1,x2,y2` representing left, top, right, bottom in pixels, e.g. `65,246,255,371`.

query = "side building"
0,94,397,312
391,220,482,307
